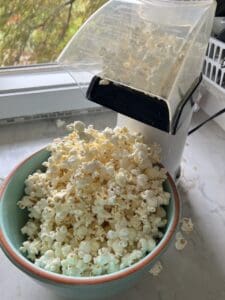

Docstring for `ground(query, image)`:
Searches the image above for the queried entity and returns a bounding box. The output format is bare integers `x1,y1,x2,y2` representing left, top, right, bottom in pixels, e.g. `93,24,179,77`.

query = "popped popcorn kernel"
18,122,170,276
181,217,194,234
149,261,163,276
175,231,187,251
56,119,66,128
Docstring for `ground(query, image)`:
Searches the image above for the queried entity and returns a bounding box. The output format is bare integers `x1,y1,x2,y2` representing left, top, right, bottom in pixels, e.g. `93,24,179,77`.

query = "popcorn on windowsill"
56,119,66,128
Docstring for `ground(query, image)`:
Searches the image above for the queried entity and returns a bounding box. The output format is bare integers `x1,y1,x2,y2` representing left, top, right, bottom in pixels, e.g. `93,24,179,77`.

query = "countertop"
0,110,225,300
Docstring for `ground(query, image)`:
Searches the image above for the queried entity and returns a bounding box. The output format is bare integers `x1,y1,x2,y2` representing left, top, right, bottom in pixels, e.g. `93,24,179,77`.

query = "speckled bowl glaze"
0,148,180,300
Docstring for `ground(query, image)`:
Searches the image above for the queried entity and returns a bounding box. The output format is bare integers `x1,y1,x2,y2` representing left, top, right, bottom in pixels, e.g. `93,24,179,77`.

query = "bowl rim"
0,148,180,285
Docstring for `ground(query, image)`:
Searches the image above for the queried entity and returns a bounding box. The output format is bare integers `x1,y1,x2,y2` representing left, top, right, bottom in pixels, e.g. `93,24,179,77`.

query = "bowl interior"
0,148,176,267
0,150,50,253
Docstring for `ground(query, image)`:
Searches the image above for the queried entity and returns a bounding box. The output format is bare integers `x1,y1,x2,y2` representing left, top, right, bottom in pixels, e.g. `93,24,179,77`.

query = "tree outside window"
0,0,108,67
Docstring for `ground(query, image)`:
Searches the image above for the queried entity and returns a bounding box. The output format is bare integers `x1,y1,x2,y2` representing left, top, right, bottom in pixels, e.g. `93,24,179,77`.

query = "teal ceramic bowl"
0,148,180,300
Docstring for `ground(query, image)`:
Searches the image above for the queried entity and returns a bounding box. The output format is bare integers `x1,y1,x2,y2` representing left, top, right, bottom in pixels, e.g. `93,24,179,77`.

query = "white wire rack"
200,36,225,132
203,37,225,91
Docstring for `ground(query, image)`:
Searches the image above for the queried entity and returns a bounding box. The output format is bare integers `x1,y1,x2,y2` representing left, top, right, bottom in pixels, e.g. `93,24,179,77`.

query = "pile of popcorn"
18,122,170,276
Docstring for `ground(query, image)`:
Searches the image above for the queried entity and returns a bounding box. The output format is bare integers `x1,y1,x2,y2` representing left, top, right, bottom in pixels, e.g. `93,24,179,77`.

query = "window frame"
0,63,99,121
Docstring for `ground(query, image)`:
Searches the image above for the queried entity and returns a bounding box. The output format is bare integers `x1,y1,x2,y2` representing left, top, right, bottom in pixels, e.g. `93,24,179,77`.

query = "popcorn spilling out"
174,217,194,251
175,231,188,251
181,218,194,234
56,119,66,128
149,218,194,277
18,122,170,277
149,261,163,276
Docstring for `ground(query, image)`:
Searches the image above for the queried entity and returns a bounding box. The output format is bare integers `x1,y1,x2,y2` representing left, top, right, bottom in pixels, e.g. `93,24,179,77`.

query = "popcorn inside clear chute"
18,122,170,276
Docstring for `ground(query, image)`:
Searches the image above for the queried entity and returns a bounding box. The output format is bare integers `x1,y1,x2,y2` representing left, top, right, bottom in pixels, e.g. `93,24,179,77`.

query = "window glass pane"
0,0,108,67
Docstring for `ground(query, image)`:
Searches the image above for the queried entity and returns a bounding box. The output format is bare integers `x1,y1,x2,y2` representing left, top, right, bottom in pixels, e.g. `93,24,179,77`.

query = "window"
0,1,108,121
0,0,108,67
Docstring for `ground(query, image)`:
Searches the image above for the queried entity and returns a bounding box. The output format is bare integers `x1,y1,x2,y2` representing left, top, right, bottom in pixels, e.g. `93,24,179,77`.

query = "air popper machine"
58,0,216,179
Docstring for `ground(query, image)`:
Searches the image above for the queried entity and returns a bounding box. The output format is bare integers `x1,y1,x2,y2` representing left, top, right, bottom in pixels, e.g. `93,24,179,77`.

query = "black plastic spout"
86,76,171,133
86,75,202,135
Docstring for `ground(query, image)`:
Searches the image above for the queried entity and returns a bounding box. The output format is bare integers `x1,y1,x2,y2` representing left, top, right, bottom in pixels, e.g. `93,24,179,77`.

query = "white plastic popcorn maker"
58,0,216,179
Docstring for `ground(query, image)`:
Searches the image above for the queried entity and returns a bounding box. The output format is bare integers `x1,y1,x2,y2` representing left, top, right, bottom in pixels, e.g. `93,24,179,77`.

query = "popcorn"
181,218,194,234
174,219,193,251
18,123,170,277
136,174,149,190
83,254,92,264
115,171,127,187
120,250,143,269
99,79,110,86
138,238,156,253
66,121,85,133
56,119,66,128
21,221,39,238
35,251,61,273
175,232,188,251
149,261,163,276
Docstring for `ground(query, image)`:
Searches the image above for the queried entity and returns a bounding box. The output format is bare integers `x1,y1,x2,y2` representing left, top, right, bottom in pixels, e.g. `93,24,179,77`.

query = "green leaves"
0,0,108,66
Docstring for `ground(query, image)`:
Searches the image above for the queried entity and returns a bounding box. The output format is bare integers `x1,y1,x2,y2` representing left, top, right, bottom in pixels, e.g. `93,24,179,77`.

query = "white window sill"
0,64,99,120
0,64,75,93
